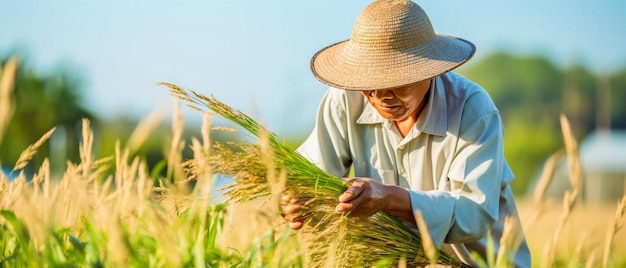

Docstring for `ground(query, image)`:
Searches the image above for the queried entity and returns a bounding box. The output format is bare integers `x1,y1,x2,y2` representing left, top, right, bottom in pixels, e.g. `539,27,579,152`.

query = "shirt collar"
356,76,448,136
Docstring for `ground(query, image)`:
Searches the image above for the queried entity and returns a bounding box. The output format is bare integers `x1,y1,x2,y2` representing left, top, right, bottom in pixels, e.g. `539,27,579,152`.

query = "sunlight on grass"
0,59,624,267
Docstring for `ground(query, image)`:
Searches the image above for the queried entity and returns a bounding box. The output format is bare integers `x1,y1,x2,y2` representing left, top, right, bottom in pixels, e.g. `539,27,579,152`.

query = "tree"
608,68,626,129
0,55,96,175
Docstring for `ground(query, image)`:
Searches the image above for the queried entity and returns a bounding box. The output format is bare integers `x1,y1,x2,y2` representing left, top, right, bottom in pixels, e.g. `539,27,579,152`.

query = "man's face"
361,80,431,121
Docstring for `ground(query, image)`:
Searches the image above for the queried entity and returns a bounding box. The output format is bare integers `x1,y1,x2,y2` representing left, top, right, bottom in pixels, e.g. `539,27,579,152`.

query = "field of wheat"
1,57,625,267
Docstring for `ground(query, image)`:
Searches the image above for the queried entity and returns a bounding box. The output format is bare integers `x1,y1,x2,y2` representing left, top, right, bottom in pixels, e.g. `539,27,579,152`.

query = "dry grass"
126,106,165,154
2,119,163,265
12,127,56,172
2,57,625,267
496,217,525,267
603,195,626,267
1,59,239,266
222,188,626,267
518,199,626,266
0,56,19,147
414,210,438,265
0,90,265,266
517,114,626,267
527,115,581,267
525,150,564,228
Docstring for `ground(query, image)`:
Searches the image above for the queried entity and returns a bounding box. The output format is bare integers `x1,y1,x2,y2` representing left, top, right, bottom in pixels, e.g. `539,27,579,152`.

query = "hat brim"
311,34,476,91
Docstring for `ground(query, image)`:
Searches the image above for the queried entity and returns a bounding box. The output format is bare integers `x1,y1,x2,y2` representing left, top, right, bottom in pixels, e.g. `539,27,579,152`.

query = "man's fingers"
338,191,354,203
280,198,310,212
338,182,364,203
289,221,304,230
342,177,356,183
282,203,305,215
282,212,304,223
283,211,310,230
280,193,311,205
335,202,353,213
336,192,364,214
335,180,365,213
279,191,316,230
280,193,292,205
279,194,313,230
280,192,300,205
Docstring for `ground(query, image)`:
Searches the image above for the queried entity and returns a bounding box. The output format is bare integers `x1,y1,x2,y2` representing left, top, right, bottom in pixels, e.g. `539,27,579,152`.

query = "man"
281,0,531,266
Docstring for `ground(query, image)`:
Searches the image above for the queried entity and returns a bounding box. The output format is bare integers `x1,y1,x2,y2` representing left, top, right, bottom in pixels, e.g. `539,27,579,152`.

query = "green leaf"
0,210,31,250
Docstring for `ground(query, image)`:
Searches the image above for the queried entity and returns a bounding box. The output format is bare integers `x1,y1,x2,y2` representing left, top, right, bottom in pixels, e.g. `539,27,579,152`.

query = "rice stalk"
495,217,524,268
542,181,577,268
542,114,582,268
572,231,589,266
602,194,626,267
12,127,56,172
1,171,26,210
167,100,187,185
161,82,464,267
414,210,438,265
115,145,143,216
560,114,582,193
126,106,165,154
31,158,50,201
532,150,563,205
585,250,599,268
186,136,215,224
0,56,19,147
397,257,407,268
526,150,563,229
201,113,211,152
79,119,94,179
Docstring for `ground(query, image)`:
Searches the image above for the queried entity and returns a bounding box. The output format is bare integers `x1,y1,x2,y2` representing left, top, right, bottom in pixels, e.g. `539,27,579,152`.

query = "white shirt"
297,72,531,267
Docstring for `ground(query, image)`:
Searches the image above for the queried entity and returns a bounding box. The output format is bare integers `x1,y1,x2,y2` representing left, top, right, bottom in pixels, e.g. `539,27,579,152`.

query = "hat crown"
351,0,434,50
310,0,475,90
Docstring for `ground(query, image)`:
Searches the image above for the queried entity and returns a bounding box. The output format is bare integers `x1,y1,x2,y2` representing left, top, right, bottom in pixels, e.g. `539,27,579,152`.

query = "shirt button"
399,145,405,150
401,172,407,177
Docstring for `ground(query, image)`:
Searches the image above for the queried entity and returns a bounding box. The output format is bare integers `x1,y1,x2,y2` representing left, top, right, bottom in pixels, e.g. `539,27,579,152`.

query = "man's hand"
279,192,311,230
336,177,415,224
281,178,413,229
335,177,392,217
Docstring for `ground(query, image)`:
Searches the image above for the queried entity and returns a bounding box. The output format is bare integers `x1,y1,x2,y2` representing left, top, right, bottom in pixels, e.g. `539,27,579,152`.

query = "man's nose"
373,90,393,99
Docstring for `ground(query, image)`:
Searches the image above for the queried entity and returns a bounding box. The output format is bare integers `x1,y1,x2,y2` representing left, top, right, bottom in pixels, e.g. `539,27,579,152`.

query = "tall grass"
603,195,626,267
521,114,626,268
0,59,299,267
1,57,625,267
539,115,583,267
0,114,305,266
0,56,19,147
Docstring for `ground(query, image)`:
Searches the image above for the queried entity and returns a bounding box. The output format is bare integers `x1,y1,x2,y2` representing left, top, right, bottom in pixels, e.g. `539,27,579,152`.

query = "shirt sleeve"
408,111,507,246
296,88,353,178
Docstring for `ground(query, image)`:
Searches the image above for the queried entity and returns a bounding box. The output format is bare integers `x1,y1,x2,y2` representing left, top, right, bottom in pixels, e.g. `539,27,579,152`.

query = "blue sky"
2,1,626,136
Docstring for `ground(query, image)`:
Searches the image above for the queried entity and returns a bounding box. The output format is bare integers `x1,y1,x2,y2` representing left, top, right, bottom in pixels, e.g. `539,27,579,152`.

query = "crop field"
1,57,625,267
519,199,625,267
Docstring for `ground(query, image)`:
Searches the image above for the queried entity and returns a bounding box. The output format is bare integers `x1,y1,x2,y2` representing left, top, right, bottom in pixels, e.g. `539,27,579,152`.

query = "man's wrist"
382,185,410,213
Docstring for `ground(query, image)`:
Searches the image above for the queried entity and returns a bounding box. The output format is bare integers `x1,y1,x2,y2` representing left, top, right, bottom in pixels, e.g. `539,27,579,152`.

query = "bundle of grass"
162,82,465,267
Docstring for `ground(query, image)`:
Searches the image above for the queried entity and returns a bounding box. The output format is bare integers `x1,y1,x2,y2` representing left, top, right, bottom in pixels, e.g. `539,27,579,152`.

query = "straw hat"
311,0,476,91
